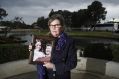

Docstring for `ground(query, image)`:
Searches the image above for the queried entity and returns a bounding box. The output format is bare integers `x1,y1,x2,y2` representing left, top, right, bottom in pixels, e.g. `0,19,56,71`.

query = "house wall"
95,27,114,31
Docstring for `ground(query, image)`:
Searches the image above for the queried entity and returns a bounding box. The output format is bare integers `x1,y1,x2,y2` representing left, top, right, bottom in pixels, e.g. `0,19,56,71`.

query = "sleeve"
54,39,77,74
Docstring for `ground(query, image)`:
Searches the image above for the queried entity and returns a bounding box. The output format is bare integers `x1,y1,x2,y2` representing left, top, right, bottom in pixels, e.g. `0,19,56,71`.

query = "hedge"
83,43,119,62
0,43,119,64
0,44,29,64
111,44,119,62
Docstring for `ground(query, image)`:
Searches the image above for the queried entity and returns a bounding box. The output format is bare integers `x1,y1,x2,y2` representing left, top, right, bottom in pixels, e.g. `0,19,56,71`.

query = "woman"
43,14,77,79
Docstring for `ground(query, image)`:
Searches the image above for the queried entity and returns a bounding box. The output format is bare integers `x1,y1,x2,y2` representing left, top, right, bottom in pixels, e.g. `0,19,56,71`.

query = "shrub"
111,44,119,62
83,43,113,61
0,44,29,64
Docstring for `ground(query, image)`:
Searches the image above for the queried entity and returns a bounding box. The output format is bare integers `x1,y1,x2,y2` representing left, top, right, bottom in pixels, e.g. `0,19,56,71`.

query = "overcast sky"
1,0,119,24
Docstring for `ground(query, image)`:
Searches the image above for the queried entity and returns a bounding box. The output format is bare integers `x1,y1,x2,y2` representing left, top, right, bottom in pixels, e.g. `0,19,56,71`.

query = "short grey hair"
48,14,65,29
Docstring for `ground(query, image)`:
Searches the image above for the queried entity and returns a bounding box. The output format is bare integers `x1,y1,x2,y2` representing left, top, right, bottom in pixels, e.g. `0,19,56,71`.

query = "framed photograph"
28,35,54,64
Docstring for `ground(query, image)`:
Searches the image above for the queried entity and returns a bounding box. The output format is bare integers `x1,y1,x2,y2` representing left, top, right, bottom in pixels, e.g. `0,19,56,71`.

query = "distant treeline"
0,1,106,29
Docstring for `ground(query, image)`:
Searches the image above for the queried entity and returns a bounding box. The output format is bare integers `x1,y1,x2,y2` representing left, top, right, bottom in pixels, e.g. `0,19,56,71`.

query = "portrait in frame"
28,35,54,64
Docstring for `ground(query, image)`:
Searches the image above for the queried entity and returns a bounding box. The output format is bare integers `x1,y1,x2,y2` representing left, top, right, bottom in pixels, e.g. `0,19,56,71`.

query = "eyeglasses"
49,24,61,28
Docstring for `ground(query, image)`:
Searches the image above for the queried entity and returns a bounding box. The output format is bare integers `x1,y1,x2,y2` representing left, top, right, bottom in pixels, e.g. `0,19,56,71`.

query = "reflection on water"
7,32,33,45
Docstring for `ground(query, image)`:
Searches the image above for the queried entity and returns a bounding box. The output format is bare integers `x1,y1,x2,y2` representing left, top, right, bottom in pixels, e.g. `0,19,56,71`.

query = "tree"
13,17,24,23
49,9,55,17
11,17,27,28
35,16,48,29
87,1,107,25
71,9,88,28
71,1,107,29
0,7,8,20
62,10,72,28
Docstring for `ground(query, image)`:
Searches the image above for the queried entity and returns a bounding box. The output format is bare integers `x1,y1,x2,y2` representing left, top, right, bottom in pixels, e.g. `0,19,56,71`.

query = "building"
94,23,119,32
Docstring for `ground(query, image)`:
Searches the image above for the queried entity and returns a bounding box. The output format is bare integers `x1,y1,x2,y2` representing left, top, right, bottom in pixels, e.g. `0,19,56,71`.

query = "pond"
7,31,33,45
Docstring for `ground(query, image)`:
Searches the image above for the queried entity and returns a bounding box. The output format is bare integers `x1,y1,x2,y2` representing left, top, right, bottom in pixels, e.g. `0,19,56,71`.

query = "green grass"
67,31,119,39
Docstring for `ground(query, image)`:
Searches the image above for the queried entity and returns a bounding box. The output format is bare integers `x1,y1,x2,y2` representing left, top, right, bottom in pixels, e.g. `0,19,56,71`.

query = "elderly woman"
43,14,77,79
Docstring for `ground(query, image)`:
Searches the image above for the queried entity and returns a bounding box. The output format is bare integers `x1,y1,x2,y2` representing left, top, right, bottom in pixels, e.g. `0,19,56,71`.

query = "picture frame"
28,35,55,64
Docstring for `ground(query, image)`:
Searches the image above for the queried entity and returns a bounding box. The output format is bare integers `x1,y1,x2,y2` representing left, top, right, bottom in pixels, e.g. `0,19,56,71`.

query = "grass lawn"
67,31,119,39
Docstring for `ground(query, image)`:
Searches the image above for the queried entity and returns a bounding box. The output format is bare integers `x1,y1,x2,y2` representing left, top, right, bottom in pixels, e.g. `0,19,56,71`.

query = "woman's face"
49,19,62,37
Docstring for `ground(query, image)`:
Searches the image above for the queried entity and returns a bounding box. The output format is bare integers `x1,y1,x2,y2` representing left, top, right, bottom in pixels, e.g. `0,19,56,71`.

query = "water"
6,31,33,45
15,34,33,45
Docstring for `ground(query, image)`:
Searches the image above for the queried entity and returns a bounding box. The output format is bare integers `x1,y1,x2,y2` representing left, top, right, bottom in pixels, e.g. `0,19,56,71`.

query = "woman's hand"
43,62,54,69
28,43,32,51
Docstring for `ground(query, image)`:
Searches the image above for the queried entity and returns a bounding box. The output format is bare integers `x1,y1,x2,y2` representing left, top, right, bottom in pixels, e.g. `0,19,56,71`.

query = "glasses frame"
49,24,61,28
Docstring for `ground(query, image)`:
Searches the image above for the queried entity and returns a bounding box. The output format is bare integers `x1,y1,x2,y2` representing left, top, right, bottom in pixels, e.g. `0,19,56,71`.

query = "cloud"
1,0,119,24
101,0,119,5
104,3,119,20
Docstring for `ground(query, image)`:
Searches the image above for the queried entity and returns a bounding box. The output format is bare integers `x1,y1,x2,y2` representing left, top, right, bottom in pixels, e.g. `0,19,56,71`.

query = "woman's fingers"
28,44,32,51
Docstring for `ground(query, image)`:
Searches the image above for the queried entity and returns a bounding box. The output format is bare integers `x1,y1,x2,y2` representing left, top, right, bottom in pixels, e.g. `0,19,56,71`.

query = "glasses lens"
50,24,61,28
